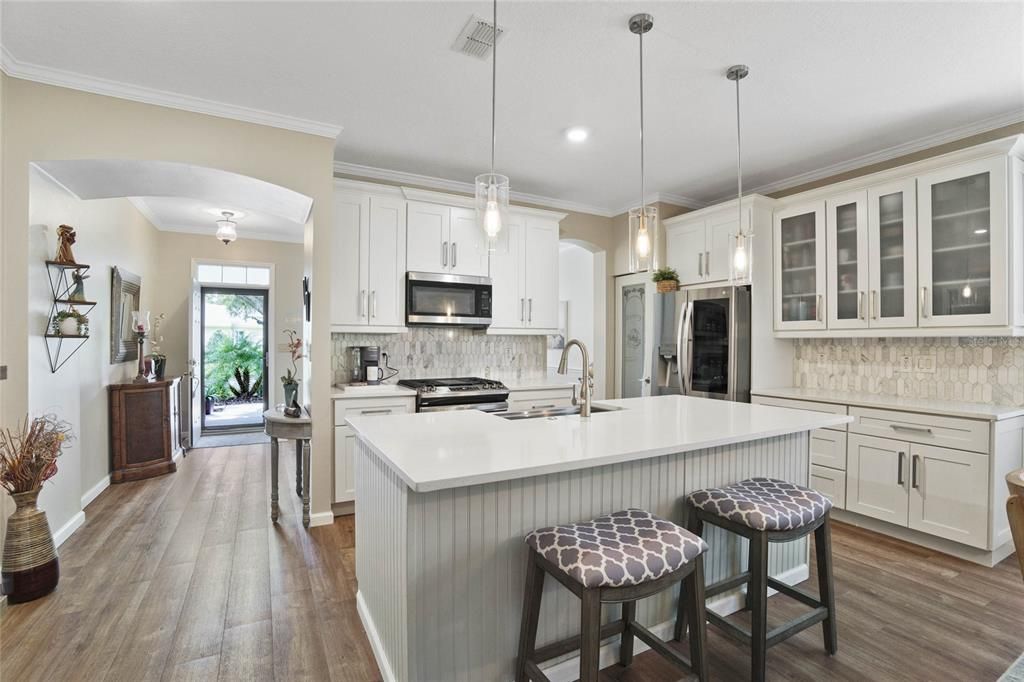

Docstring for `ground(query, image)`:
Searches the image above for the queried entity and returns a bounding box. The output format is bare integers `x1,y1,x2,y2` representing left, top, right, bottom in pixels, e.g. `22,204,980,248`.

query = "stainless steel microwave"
405,272,493,328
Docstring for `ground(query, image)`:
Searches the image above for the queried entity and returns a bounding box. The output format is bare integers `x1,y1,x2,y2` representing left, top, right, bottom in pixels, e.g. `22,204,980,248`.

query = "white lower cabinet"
846,433,909,525
908,443,989,548
506,386,575,412
333,395,415,505
810,464,847,510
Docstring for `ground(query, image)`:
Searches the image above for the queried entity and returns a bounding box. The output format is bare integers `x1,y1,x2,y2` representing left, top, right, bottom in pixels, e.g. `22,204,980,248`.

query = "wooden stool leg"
676,508,704,642
815,515,838,655
269,436,280,523
515,554,545,682
619,601,636,666
748,531,769,682
684,557,709,682
295,438,303,497
579,588,602,682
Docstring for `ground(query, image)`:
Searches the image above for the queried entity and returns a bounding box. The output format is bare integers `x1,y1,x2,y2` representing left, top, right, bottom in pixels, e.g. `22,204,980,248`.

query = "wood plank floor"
1,444,1021,681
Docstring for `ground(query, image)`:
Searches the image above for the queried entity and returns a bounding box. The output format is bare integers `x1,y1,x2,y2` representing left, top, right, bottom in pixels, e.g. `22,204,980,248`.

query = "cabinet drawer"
751,395,848,432
811,465,846,510
506,387,574,411
849,406,989,454
811,429,847,470
334,397,415,426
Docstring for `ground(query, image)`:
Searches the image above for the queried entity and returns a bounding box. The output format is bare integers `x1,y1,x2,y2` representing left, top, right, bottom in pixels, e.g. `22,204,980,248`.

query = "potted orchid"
281,329,304,408
147,313,167,380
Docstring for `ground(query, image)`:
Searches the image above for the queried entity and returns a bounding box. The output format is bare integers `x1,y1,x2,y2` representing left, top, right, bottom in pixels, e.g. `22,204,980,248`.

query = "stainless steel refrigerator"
650,285,751,402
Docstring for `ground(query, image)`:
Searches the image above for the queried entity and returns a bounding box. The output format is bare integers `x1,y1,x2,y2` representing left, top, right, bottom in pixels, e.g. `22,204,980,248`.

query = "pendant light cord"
639,27,645,214
735,75,743,235
490,0,497,174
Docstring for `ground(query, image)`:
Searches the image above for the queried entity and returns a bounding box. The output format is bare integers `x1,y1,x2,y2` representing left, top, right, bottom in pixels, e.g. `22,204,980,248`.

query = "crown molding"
710,108,1024,203
609,192,708,217
1,47,343,139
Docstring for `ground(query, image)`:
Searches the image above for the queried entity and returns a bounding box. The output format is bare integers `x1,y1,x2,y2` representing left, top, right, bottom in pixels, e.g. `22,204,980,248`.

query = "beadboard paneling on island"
794,337,1024,406
355,433,810,682
331,327,547,385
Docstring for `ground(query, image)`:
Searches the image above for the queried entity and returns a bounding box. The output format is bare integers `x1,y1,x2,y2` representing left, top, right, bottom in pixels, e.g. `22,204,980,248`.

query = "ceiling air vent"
452,14,503,59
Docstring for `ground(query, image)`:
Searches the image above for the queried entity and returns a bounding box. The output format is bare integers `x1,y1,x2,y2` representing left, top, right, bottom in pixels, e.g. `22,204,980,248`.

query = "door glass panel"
690,297,729,395
834,202,860,320
930,172,990,317
877,192,905,319
621,284,645,399
780,212,819,322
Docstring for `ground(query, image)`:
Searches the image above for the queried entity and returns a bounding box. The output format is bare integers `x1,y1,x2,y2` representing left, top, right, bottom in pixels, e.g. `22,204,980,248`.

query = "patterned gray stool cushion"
687,477,832,532
525,509,708,589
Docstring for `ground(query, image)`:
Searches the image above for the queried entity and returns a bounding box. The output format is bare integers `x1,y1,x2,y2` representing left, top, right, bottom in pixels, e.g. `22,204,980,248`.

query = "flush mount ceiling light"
728,64,753,285
565,126,589,143
215,210,238,244
627,13,658,274
474,0,509,252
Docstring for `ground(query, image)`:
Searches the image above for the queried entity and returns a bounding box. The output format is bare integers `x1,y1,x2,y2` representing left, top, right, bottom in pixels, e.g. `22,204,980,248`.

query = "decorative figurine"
69,270,90,302
54,225,77,265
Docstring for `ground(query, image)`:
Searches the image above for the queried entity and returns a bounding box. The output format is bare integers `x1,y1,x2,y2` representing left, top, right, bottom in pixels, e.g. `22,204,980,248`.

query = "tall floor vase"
2,488,59,603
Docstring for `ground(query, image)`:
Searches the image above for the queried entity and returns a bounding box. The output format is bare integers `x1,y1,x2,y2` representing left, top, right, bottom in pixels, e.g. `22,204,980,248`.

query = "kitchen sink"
495,404,623,420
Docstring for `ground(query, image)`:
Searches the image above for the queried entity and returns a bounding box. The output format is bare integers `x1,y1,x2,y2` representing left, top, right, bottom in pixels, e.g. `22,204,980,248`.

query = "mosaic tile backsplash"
794,337,1024,406
331,328,547,385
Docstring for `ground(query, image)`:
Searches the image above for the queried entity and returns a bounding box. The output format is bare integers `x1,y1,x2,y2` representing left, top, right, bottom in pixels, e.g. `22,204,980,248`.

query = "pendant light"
728,64,752,284
215,211,238,244
628,13,658,273
475,0,509,252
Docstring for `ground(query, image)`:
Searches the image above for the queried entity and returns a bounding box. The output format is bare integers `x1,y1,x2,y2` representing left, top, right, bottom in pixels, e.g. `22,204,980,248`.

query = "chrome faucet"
557,339,594,418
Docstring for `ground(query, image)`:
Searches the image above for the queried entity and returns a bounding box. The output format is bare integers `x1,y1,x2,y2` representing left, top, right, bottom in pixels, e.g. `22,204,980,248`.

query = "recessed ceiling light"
565,127,589,143
974,228,988,234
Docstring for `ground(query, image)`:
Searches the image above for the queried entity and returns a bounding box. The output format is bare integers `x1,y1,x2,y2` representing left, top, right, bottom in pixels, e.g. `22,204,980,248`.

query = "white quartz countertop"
347,394,852,493
752,387,1024,421
331,384,417,399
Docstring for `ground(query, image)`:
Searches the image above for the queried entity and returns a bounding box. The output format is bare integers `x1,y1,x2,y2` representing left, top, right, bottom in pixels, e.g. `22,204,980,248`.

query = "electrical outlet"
898,354,914,372
816,352,828,368
916,353,936,374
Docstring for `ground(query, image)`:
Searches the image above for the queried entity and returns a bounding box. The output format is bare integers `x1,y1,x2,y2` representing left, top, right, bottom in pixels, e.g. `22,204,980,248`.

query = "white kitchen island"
348,395,851,682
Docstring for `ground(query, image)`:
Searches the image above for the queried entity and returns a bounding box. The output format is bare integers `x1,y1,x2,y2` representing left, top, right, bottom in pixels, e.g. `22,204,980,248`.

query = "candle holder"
132,311,151,384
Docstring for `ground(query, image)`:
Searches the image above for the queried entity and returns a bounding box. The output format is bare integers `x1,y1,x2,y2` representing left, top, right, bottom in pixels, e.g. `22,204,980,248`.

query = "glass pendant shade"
215,218,237,244
628,205,658,273
475,172,509,251
731,229,753,285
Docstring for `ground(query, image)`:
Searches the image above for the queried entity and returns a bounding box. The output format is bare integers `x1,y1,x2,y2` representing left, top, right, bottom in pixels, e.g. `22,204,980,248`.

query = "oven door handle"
419,401,509,413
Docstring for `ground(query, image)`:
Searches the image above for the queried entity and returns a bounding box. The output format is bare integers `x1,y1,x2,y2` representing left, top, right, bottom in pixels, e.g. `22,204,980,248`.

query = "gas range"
398,377,510,413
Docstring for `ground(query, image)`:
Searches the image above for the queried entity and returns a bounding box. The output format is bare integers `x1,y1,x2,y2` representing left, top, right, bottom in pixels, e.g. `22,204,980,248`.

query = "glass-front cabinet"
867,179,917,328
774,201,827,331
825,190,869,329
917,157,1007,328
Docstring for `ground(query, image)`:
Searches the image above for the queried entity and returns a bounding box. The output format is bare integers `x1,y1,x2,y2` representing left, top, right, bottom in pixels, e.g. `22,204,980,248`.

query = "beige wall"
2,76,336,535
149,232,304,406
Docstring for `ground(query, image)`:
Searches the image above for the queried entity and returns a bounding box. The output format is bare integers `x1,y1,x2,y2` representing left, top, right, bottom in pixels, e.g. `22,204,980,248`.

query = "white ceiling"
5,2,1023,215
128,196,305,244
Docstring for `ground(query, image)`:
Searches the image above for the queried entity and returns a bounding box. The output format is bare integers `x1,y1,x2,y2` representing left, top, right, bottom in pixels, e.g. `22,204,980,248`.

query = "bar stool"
515,508,709,682
684,477,838,682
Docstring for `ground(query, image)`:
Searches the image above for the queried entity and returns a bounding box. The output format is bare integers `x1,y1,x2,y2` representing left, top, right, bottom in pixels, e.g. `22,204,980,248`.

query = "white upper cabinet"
524,218,560,330
826,190,869,330
867,178,917,328
489,215,525,328
665,209,737,286
917,156,1007,328
406,202,488,277
331,186,407,331
667,220,706,285
774,200,827,331
488,214,561,333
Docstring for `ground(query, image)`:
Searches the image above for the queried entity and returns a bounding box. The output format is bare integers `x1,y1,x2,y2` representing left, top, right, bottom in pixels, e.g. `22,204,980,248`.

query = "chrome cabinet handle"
360,408,393,415
371,290,377,318
520,298,525,322
705,251,711,276
891,424,933,435
442,241,448,267
451,242,457,269
920,286,929,318
698,253,703,278
897,451,905,486
871,289,879,320
816,294,823,322
528,298,533,323
911,454,920,489
858,291,865,320
360,290,367,317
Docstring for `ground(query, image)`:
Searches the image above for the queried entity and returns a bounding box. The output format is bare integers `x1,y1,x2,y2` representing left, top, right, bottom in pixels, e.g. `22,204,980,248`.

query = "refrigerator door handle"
677,300,693,394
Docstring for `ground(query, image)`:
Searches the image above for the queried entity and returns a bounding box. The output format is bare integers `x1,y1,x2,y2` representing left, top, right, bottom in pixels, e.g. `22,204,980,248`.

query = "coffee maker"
349,345,385,385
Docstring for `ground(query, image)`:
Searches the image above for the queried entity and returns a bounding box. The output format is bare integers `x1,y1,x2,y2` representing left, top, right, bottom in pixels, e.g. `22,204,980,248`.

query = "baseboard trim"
80,475,111,510
52,510,85,549
308,511,334,528
832,509,1013,567
331,500,355,517
356,590,397,682
540,563,809,682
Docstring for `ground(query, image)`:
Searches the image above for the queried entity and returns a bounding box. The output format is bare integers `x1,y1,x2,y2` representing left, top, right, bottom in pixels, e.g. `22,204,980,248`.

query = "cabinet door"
867,178,918,328
811,465,847,510
917,157,1007,328
449,207,490,277
774,201,827,330
489,215,525,328
706,213,738,283
406,201,450,273
666,221,706,285
331,191,370,325
908,444,989,549
524,217,560,329
826,191,869,329
846,433,909,526
334,425,357,503
367,197,406,327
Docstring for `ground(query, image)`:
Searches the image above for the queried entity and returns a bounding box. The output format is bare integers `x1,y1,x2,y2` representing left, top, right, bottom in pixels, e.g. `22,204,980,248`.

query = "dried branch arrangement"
0,415,73,494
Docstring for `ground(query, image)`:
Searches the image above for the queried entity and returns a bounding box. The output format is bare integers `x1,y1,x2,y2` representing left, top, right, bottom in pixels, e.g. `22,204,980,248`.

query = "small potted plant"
148,313,167,380
652,267,680,293
281,329,304,409
52,308,88,336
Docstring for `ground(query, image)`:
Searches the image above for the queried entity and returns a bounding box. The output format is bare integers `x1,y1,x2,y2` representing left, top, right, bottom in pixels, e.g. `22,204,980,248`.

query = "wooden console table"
109,377,181,482
264,408,312,528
